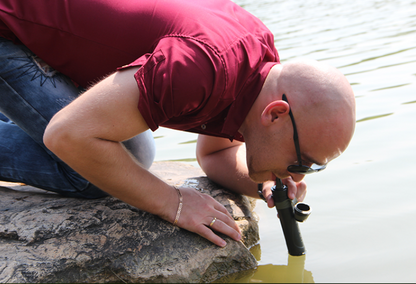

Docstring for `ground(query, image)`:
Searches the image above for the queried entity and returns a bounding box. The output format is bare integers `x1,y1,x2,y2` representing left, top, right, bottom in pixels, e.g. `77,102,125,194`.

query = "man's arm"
43,67,241,247
196,135,259,197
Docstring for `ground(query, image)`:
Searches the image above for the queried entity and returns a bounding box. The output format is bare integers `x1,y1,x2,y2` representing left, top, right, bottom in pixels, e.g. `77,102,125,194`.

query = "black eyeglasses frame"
282,94,326,175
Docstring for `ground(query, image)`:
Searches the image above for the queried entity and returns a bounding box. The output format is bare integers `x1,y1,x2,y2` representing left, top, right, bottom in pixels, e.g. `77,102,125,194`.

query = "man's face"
245,131,303,183
245,121,343,184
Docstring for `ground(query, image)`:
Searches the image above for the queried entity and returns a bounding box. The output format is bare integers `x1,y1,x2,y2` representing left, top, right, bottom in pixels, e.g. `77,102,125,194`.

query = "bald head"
239,59,355,182
278,59,354,108
278,59,356,161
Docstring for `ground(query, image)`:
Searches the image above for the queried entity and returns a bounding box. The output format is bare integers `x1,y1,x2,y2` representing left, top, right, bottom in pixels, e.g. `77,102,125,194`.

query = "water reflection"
234,245,314,283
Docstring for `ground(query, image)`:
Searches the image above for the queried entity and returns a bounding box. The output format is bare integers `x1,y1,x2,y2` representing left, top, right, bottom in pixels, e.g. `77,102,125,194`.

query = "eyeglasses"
282,94,326,174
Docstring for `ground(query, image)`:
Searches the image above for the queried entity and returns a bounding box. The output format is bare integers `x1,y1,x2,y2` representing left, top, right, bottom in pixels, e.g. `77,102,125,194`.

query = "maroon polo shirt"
0,0,279,141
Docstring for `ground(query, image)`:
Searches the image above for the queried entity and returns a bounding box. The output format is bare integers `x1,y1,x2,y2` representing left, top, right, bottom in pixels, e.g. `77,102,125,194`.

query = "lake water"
152,0,416,282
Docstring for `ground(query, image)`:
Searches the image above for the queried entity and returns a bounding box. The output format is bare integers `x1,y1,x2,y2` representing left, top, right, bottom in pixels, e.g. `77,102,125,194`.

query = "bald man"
0,0,355,247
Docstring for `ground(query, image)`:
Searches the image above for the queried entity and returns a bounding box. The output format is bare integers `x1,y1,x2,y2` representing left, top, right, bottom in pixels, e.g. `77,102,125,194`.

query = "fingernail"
220,240,227,247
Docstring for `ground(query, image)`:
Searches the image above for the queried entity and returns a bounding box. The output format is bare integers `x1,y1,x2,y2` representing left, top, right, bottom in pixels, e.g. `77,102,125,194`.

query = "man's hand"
261,177,307,208
174,187,242,247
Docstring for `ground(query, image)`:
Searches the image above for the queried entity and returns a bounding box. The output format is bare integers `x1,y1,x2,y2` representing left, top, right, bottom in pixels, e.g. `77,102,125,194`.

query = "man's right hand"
260,178,307,208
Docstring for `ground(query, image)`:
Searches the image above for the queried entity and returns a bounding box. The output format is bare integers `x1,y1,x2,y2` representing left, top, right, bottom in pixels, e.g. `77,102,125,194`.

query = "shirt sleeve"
126,36,226,132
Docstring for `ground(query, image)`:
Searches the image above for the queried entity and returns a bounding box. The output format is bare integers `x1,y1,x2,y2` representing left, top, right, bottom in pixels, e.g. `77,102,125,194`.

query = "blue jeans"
0,37,155,198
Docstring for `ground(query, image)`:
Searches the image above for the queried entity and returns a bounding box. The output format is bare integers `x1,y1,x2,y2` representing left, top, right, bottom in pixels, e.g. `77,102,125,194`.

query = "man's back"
0,0,276,87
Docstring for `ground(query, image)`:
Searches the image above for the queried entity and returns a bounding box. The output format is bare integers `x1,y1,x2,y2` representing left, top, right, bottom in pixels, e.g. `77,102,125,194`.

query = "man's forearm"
45,131,177,222
197,143,259,198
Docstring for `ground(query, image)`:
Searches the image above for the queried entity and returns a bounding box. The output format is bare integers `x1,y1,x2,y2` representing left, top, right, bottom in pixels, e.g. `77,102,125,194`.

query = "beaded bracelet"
173,186,183,226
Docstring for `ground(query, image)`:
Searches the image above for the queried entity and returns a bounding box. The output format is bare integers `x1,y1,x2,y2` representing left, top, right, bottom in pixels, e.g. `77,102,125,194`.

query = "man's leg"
0,37,155,198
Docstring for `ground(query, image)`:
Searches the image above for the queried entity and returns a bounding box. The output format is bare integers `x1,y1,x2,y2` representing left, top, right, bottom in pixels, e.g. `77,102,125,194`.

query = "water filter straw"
271,178,311,256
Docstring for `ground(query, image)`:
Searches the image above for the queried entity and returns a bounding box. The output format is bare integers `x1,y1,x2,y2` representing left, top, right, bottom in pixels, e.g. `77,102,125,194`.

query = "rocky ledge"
0,162,259,283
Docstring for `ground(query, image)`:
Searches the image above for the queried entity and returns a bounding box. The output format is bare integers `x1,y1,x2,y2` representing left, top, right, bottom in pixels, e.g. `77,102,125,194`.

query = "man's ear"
260,100,290,126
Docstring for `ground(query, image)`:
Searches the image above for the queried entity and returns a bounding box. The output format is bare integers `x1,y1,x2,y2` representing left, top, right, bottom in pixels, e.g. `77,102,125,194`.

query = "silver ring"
209,217,217,227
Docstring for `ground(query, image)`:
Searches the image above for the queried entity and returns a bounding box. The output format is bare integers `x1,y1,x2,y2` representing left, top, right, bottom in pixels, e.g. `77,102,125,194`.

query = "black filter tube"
271,178,306,256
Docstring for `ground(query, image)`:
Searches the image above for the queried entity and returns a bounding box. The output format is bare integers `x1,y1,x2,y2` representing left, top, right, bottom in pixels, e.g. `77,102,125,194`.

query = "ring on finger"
209,217,217,227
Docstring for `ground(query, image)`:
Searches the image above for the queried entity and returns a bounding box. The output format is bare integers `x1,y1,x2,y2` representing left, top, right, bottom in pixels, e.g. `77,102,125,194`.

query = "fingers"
197,215,242,247
175,187,242,247
296,181,307,202
282,177,307,201
261,178,308,208
267,196,275,208
205,200,242,242
260,180,275,208
213,200,235,221
197,223,231,247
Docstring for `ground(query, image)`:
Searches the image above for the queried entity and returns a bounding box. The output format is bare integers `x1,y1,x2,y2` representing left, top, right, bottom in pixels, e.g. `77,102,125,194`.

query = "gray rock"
0,162,259,283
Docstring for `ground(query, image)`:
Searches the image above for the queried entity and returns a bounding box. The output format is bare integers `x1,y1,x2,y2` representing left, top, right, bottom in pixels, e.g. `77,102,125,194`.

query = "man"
0,0,355,247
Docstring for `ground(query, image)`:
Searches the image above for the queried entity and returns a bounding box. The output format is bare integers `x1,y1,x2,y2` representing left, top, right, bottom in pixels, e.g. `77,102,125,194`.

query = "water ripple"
233,0,416,120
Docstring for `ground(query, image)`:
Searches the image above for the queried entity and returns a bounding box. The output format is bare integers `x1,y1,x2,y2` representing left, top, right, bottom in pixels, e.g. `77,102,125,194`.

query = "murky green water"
153,0,416,282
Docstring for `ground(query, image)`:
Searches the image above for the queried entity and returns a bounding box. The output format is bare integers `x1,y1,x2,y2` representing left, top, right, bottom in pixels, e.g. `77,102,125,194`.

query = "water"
152,0,416,282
